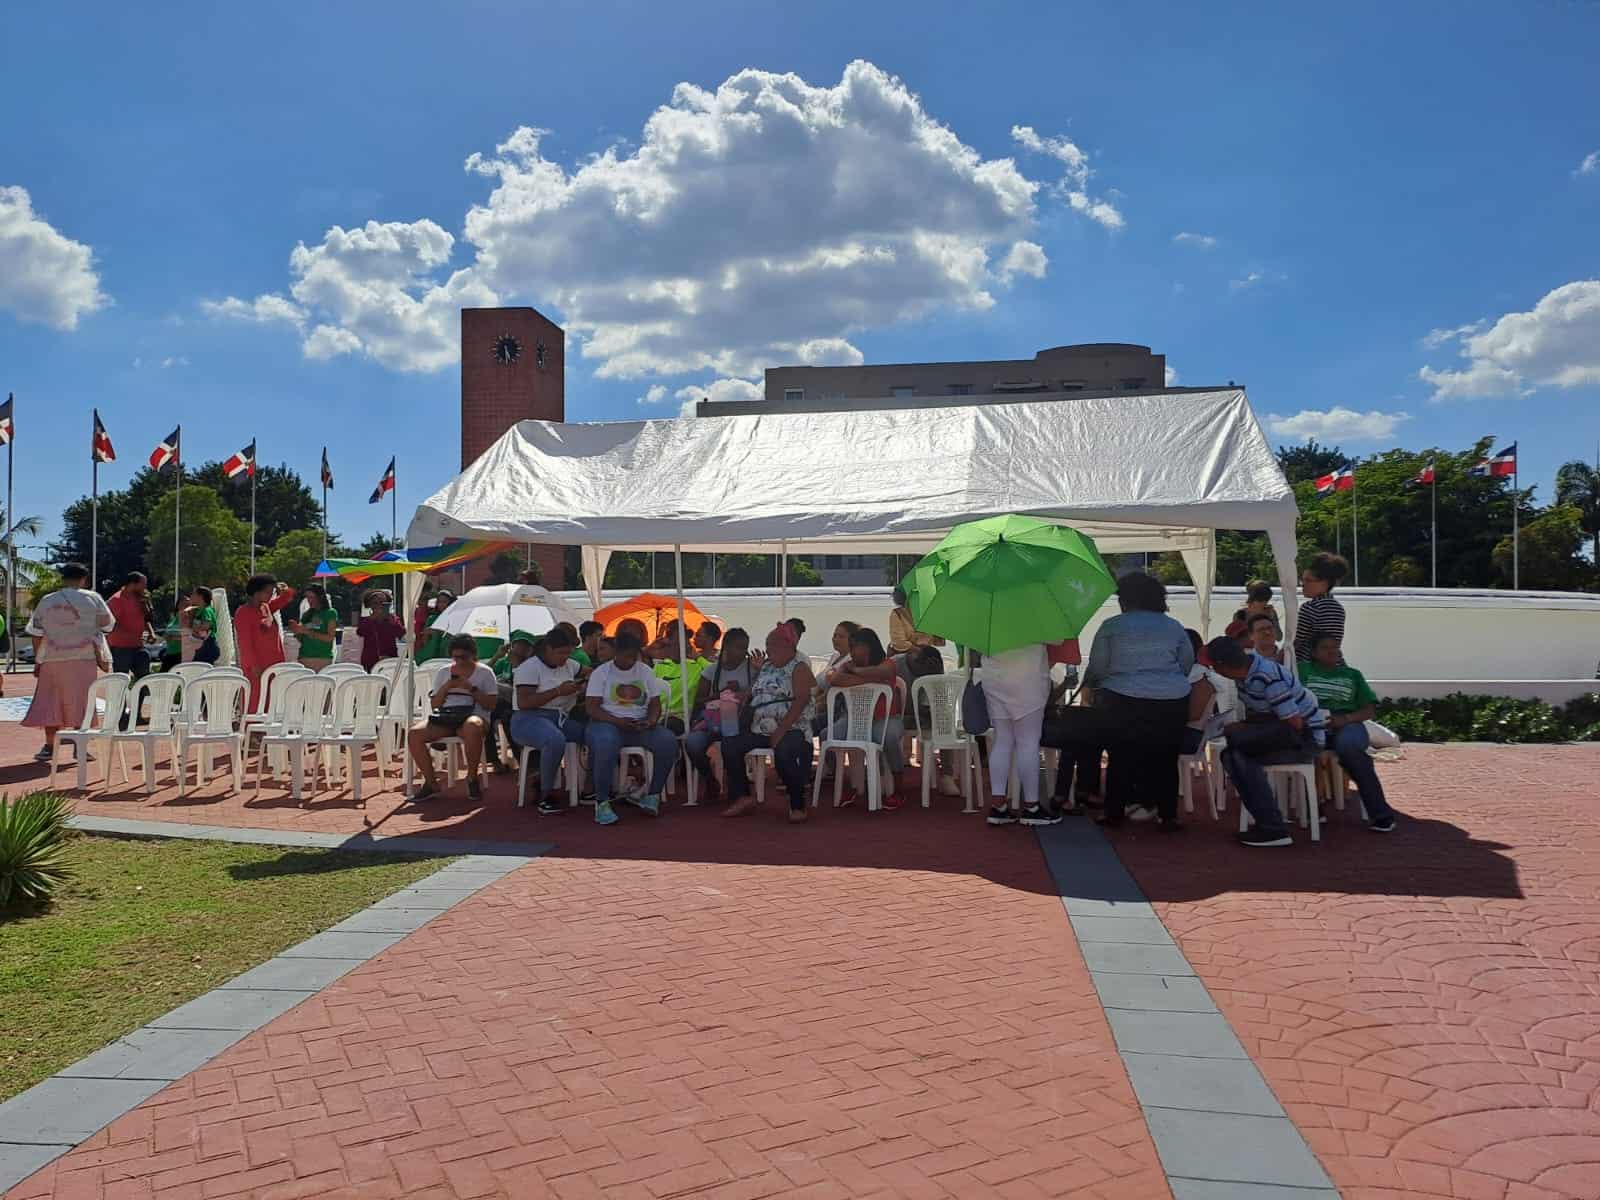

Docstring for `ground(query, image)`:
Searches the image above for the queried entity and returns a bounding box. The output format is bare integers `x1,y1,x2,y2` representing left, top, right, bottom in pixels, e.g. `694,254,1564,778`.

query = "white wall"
553,586,1600,701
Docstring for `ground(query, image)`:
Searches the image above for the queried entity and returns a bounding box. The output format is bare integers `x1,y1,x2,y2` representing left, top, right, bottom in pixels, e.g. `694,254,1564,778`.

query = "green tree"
1555,459,1600,564
187,462,322,553
51,468,177,595
354,533,400,558
260,529,328,592
1275,440,1348,486
487,552,522,585
1491,505,1593,591
145,486,251,595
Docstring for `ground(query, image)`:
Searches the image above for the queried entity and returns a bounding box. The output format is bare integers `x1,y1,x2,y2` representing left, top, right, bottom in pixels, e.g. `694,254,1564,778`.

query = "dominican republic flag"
320,447,334,490
1470,444,1517,478
93,410,116,462
0,394,13,445
222,439,256,480
1414,459,1436,486
368,456,395,503
1314,465,1354,495
149,426,181,473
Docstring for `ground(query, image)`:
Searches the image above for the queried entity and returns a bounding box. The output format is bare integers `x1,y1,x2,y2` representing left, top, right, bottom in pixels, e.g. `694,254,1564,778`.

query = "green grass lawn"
0,834,452,1101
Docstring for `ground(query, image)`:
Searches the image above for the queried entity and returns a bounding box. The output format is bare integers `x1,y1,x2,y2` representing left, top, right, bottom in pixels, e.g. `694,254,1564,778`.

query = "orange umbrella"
592,592,708,639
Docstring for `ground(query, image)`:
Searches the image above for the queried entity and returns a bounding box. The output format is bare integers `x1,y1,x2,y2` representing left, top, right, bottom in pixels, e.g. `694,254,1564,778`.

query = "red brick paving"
1109,741,1600,1200
10,662,1600,1199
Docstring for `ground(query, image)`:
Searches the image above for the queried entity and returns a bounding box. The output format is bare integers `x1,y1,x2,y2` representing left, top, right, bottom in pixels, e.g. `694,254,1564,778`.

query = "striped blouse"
1292,594,1346,662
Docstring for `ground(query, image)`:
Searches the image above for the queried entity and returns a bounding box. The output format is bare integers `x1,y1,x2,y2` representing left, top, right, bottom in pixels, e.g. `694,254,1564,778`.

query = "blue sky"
3,1,1597,555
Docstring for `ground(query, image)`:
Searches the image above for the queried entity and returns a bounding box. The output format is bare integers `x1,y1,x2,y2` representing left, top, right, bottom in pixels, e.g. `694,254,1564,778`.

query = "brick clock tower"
460,306,566,588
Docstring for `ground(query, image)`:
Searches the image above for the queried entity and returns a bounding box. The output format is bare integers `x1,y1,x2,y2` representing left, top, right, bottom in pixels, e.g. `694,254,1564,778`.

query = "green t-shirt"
163,622,182,657
297,608,338,659
1297,660,1377,714
571,648,593,668
191,606,217,639
653,656,708,720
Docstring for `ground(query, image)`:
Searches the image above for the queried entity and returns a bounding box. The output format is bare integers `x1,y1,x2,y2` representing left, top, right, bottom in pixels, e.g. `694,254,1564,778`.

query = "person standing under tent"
234,574,295,709
584,631,677,825
1082,572,1195,831
289,584,338,672
23,563,114,762
981,641,1055,827
1294,552,1349,664
718,623,816,821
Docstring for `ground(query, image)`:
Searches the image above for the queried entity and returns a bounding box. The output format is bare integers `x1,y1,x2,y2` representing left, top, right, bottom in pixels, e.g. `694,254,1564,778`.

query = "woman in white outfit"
981,642,1055,827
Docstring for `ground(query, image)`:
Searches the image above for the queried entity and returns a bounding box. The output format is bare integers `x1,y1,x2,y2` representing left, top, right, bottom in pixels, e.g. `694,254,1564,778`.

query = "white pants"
989,706,1044,806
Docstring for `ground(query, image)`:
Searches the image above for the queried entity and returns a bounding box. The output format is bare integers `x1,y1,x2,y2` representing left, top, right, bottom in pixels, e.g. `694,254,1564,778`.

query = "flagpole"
249,437,257,575
1351,458,1360,587
390,461,397,547
174,427,183,610
1512,449,1519,591
91,457,100,593
321,450,328,564
5,427,14,674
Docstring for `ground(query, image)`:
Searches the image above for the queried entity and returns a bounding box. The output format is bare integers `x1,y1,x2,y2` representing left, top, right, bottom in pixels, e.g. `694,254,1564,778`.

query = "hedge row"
1375,693,1600,744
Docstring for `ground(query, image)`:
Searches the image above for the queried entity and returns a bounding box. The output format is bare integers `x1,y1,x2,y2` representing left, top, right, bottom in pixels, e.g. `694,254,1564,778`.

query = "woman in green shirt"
1298,632,1397,832
290,584,338,671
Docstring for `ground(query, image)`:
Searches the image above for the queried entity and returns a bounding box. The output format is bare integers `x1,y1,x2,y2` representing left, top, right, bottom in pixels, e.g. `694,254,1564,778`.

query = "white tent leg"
1179,532,1217,638
780,539,788,621
581,547,612,611
1267,522,1301,678
673,544,695,806
400,569,426,799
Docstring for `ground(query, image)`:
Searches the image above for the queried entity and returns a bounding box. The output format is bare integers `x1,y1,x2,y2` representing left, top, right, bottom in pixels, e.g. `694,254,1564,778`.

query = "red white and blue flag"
1314,465,1354,495
1470,444,1516,478
368,456,395,504
92,410,116,463
149,426,180,472
320,447,334,490
222,439,256,480
0,393,13,445
1414,459,1436,486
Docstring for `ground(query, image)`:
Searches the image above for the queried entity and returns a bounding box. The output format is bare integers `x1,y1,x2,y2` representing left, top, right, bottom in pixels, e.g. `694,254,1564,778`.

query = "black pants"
1040,707,1104,801
111,647,150,680
1097,690,1189,822
721,728,813,810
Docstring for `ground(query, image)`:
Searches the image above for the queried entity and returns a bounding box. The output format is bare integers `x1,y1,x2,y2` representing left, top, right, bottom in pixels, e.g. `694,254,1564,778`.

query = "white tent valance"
407,388,1301,637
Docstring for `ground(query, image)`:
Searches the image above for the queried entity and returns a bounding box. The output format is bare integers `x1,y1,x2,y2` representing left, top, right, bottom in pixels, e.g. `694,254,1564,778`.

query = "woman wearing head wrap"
718,623,817,821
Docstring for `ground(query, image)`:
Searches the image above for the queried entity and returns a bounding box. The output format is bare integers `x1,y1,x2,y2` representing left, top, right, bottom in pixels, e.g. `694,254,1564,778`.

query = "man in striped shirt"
1207,638,1327,848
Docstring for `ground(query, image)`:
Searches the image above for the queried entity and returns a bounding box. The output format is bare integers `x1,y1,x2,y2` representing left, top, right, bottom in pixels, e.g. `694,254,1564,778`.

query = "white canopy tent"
408,388,1302,643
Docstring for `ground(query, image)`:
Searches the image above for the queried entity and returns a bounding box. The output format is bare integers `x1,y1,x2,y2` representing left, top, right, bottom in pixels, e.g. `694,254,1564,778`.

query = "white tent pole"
1267,522,1301,679
673,543,695,806
779,539,788,620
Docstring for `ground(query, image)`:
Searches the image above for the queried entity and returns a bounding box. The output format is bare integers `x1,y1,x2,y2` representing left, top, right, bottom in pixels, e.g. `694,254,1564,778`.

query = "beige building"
696,343,1169,415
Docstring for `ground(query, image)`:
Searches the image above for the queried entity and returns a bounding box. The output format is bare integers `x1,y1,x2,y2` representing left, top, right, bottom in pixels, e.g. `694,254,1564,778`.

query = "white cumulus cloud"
1164,364,1178,386
0,185,108,330
213,63,1125,381
1230,270,1264,290
1172,232,1216,249
1419,280,1600,400
1265,407,1411,442
673,377,763,415
638,384,670,406
160,355,189,369
1577,150,1599,176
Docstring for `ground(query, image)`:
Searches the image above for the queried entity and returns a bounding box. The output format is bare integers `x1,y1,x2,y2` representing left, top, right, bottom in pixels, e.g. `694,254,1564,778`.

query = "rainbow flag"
314,539,515,584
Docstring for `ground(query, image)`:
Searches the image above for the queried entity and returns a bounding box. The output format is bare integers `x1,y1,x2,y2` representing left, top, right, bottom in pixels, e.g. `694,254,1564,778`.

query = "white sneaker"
1128,805,1159,823
937,775,962,798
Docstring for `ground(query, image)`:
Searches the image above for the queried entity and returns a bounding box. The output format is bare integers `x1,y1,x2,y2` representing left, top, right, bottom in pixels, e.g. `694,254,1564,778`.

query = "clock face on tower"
493,334,521,365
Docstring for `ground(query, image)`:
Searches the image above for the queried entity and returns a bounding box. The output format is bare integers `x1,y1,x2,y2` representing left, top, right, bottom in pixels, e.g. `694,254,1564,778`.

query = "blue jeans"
1331,722,1395,821
1220,744,1291,835
510,709,582,795
683,727,720,775
586,721,678,804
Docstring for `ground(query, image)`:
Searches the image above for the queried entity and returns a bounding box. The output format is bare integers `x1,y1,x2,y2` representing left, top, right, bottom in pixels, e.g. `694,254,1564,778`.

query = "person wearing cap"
511,626,589,813
717,623,817,821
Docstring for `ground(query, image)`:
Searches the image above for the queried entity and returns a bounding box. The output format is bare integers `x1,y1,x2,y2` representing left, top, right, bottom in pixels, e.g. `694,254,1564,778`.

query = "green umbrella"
901,514,1116,656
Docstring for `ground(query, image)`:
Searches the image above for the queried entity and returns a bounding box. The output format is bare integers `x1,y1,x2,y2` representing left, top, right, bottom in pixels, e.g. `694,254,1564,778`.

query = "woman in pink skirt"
24,562,114,761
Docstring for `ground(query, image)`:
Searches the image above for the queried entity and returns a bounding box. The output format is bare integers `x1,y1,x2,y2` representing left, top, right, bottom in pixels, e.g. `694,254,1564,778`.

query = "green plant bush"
1375,692,1600,743
0,792,74,908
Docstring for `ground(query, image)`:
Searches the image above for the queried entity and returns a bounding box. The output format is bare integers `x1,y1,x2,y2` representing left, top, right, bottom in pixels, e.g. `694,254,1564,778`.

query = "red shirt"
356,614,404,670
234,587,296,675
106,589,149,650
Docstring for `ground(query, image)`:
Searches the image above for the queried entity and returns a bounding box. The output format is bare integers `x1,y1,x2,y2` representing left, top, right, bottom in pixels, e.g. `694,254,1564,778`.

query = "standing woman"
289,584,338,671
23,563,114,762
1293,552,1349,664
1082,572,1195,830
234,574,295,709
981,641,1054,826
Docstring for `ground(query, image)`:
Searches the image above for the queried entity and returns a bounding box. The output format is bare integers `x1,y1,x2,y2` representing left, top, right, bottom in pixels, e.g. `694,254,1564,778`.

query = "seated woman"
1297,632,1398,832
888,587,944,656
822,626,905,810
718,624,816,821
683,627,753,790
651,619,708,733
510,626,587,814
583,631,678,825
810,621,860,723
408,634,499,804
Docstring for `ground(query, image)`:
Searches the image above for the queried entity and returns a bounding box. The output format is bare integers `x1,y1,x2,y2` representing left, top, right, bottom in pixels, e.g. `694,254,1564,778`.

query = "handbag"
960,675,991,736
430,706,472,732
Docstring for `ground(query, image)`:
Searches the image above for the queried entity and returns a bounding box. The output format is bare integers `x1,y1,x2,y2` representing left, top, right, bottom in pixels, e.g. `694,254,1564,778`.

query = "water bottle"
719,689,739,736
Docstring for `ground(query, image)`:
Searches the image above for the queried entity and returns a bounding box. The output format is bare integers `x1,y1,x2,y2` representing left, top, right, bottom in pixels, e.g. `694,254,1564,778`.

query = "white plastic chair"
255,674,336,801
106,674,185,794
174,674,248,797
166,662,213,689
908,675,976,811
516,739,582,808
1178,750,1219,820
243,662,311,732
1238,759,1321,842
617,746,654,800
319,662,366,680
417,658,452,676
810,683,892,811
54,674,132,792
309,676,389,804
372,656,402,676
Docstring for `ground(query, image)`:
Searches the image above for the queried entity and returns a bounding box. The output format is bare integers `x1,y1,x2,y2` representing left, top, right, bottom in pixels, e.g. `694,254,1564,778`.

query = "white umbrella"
431,583,581,642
